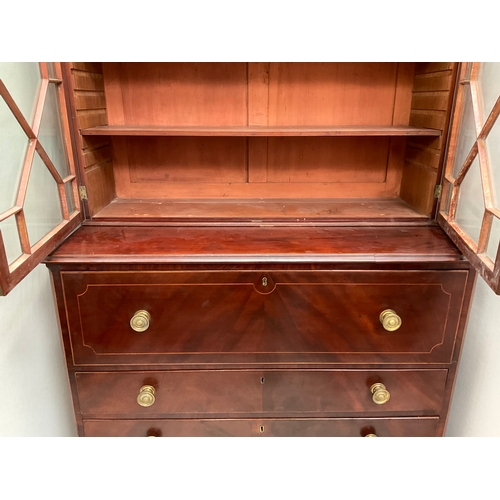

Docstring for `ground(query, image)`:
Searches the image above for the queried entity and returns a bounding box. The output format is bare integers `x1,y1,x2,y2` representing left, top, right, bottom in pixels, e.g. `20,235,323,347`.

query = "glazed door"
0,62,83,295
438,62,500,293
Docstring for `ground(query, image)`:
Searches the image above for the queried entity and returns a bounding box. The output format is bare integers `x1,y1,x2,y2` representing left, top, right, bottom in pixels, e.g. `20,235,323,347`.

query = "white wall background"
0,263,77,436
444,62,500,435
445,277,500,436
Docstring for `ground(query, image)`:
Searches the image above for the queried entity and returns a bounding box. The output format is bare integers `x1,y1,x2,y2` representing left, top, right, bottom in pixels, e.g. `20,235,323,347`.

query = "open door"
438,62,500,293
0,62,83,295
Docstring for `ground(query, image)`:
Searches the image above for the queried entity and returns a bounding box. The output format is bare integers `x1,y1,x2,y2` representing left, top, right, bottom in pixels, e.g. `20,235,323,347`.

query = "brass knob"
365,433,378,437
137,385,155,407
370,382,390,404
130,310,151,332
379,309,402,331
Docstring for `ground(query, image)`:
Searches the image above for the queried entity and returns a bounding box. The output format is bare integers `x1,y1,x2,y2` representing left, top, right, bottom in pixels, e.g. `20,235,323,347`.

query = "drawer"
75,369,448,418
83,417,440,437
62,270,468,365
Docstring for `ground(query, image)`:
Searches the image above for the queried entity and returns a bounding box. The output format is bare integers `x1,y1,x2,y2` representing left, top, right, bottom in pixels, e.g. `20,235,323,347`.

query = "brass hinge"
79,185,88,200
434,184,442,199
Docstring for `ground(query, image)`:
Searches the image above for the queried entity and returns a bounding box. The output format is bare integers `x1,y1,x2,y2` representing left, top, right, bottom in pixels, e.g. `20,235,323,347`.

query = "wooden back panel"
103,63,248,126
266,62,403,126
102,62,408,127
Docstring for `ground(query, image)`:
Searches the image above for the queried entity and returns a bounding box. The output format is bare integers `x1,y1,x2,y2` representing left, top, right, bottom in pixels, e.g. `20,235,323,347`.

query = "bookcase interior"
69,62,455,222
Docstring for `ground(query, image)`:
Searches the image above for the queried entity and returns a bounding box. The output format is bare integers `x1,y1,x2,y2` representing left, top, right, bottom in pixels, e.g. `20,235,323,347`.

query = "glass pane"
441,180,453,216
455,156,485,245
486,216,500,263
0,96,29,213
485,115,500,208
0,62,42,125
0,217,22,265
38,83,70,179
23,151,64,246
47,62,57,79
452,85,477,178
477,62,500,125
65,181,75,215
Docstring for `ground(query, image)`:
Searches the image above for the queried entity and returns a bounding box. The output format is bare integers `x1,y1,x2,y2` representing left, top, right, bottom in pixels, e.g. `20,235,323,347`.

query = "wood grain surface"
61,269,467,365
83,416,440,437
75,369,447,418
46,225,464,264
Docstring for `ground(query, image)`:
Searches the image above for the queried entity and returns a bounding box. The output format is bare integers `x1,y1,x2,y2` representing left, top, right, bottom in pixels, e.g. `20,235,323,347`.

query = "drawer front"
76,370,263,417
75,369,448,418
62,270,468,365
83,417,440,437
261,369,447,414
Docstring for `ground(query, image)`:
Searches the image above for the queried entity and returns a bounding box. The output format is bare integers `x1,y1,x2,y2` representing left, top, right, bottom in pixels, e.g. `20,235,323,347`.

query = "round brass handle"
137,385,156,407
379,309,402,331
130,310,151,332
370,382,390,404
365,433,378,437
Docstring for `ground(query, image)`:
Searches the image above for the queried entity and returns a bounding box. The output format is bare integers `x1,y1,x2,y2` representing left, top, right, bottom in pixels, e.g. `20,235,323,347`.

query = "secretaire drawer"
75,369,448,418
83,417,440,437
62,270,468,365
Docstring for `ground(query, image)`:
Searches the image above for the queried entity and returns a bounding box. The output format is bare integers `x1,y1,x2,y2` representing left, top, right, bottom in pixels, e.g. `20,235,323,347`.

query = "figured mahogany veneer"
62,270,467,365
46,225,474,437
75,369,448,418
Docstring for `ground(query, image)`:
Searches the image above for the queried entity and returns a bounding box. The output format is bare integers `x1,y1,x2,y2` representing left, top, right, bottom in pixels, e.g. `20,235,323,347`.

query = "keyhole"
261,377,265,384
262,277,268,287
259,425,265,433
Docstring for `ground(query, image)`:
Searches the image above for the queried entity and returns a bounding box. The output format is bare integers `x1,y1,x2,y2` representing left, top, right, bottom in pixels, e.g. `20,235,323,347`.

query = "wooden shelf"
93,198,428,221
80,125,442,137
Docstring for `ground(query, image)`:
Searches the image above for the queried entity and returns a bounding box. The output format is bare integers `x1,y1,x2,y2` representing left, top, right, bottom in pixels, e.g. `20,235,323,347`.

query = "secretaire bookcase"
2,62,500,436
